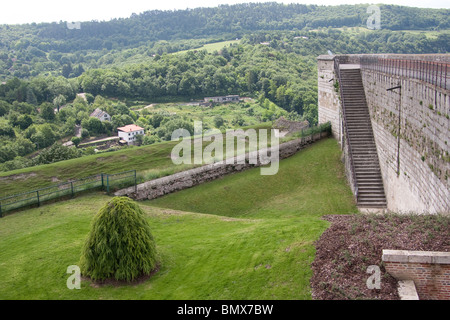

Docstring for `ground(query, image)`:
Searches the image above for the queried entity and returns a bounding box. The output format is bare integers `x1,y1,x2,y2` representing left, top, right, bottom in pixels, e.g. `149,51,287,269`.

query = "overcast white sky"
0,0,448,25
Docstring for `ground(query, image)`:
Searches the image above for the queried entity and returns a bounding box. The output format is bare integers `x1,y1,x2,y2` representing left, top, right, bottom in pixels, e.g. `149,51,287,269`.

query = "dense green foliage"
79,197,158,282
0,3,448,80
0,3,448,173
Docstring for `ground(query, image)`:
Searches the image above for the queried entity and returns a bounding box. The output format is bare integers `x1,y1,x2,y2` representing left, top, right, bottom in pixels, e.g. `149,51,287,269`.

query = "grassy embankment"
0,138,358,299
0,122,276,197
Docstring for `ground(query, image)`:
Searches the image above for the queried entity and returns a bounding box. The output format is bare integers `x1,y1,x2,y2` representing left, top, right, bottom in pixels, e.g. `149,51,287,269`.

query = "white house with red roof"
117,124,144,144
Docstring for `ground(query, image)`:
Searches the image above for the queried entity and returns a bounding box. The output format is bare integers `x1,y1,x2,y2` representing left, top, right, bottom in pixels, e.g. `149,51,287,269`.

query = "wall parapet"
115,131,330,201
382,249,450,300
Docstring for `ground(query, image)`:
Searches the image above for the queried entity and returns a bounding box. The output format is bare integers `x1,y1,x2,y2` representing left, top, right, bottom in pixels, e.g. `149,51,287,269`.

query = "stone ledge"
382,250,450,264
398,280,419,300
317,55,335,61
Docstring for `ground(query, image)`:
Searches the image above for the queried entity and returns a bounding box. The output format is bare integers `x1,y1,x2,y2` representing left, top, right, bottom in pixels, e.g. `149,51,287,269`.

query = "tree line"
0,3,448,80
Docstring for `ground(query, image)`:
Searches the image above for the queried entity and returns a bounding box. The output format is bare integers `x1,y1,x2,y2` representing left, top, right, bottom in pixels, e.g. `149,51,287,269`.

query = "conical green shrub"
79,196,158,282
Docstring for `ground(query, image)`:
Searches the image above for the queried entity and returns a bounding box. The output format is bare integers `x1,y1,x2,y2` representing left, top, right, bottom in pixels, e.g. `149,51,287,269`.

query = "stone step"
356,175,383,180
354,160,379,164
357,202,387,208
341,86,364,89
358,197,387,203
355,166,381,175
352,144,378,148
351,140,377,143
346,120,372,123
358,187,385,192
358,183,385,188
354,162,380,167
347,127,373,131
359,196,387,201
348,130,373,134
346,113,370,116
344,106,368,110
344,101,367,104
352,152,377,159
353,158,380,163
346,119,372,123
351,138,376,142
340,69,386,209
352,148,378,152
354,167,380,172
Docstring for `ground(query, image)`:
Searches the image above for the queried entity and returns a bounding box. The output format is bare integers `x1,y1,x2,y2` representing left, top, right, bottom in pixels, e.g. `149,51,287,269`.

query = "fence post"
37,190,40,207
106,174,110,194
71,181,74,198
101,173,104,190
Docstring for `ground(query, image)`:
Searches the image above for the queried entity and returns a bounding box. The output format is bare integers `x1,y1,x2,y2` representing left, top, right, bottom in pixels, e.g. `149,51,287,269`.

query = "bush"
71,136,81,147
79,197,158,282
81,128,90,139
32,143,81,165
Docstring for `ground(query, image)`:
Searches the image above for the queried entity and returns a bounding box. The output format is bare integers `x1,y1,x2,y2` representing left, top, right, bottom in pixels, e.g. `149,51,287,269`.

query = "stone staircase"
339,67,387,209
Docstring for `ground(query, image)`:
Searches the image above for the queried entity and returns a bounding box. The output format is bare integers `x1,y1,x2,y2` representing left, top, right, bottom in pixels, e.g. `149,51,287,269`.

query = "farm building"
90,108,111,122
204,95,240,103
117,124,145,144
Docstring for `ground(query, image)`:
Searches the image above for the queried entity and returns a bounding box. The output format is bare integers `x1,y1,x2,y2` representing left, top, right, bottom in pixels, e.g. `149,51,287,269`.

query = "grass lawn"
174,40,240,55
0,138,358,300
134,100,285,130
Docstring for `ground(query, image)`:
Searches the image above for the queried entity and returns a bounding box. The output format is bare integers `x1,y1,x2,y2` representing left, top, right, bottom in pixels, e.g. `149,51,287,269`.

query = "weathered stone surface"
115,132,329,200
318,54,450,214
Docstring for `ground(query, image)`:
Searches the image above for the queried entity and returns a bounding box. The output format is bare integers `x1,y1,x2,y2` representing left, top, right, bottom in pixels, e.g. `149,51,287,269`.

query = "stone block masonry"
383,250,450,300
360,58,449,213
318,54,450,214
318,56,342,140
115,132,330,201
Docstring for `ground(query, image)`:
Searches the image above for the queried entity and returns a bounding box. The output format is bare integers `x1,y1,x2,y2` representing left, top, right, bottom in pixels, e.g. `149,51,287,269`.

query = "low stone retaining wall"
115,131,329,201
382,249,450,300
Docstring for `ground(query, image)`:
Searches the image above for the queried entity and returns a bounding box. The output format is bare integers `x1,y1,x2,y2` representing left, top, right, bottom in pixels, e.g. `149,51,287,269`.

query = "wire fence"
0,170,137,217
360,56,450,90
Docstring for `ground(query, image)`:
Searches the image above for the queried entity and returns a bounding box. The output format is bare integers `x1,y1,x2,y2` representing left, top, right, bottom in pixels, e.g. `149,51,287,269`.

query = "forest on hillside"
0,3,449,173
0,3,449,80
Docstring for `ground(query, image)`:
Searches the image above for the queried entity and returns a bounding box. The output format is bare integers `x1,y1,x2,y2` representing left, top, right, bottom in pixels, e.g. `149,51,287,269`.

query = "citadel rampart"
115,131,330,201
318,54,450,214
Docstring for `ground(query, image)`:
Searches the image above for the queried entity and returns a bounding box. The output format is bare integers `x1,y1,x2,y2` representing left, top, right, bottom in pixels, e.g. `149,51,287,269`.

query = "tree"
135,133,144,146
16,114,33,130
71,136,81,147
40,102,55,121
14,137,35,156
34,124,57,148
32,143,80,164
213,115,224,128
81,128,90,139
79,197,158,282
62,63,73,78
82,117,104,135
0,119,15,138
0,101,10,117
26,88,37,105
53,94,66,112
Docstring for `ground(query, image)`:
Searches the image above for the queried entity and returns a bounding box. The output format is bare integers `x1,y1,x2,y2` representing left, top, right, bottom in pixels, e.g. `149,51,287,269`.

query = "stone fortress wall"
318,54,450,214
